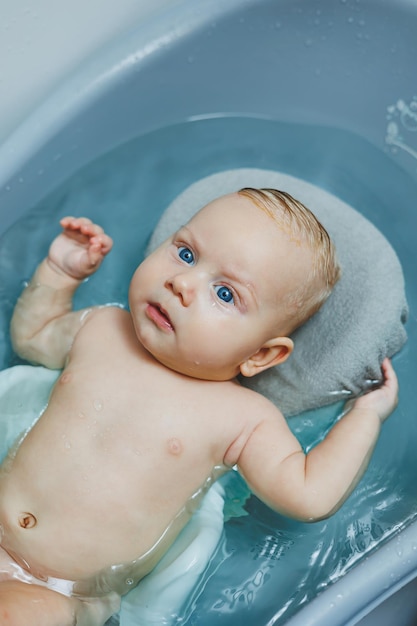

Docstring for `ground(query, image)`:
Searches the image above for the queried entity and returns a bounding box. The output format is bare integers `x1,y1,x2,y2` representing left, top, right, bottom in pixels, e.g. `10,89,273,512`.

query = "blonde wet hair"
238,187,341,332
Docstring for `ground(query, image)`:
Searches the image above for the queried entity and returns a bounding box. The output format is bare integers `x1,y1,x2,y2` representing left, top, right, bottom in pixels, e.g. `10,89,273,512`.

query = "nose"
166,272,196,306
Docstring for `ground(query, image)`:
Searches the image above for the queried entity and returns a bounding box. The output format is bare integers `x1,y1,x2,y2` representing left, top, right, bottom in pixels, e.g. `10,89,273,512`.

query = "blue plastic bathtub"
1,1,417,624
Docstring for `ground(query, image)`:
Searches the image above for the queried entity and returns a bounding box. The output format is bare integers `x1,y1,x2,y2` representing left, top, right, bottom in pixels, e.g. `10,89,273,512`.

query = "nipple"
167,437,182,456
18,513,37,529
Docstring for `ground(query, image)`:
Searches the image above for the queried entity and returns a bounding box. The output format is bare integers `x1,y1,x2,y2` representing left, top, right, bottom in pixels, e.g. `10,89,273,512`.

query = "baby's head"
237,187,340,333
129,189,340,381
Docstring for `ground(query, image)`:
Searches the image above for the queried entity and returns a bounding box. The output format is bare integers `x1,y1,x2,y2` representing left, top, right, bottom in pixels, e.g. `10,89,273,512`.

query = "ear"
239,337,294,378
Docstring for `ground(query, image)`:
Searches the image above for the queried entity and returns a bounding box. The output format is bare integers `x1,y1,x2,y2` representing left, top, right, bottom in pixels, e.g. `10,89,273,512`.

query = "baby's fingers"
60,216,93,231
87,234,113,266
380,358,398,398
375,358,399,422
60,216,104,238
351,358,399,423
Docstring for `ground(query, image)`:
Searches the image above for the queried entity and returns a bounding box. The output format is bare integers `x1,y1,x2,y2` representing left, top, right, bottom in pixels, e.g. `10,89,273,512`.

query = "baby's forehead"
186,195,297,249
190,192,270,224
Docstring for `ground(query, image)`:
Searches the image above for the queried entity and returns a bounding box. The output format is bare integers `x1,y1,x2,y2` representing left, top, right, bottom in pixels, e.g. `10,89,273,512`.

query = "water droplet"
93,399,103,411
125,578,134,586
65,441,71,450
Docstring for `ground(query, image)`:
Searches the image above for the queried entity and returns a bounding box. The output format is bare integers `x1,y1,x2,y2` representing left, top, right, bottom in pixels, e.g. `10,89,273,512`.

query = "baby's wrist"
347,405,382,436
32,258,84,290
351,397,387,426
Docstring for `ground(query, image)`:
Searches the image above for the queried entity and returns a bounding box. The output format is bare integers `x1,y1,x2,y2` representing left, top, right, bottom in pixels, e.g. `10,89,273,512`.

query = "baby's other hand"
351,358,398,424
48,217,113,280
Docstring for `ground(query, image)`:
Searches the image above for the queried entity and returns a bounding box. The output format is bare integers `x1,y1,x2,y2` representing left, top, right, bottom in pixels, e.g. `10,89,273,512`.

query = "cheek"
183,316,245,359
129,261,157,296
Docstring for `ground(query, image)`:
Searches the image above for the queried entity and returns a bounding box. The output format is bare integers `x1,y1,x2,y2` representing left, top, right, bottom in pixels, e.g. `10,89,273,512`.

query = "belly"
0,429,192,582
0,354,226,583
0,408,219,583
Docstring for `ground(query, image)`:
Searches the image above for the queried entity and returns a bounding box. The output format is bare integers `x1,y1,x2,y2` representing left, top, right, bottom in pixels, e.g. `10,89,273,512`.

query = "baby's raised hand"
351,358,399,424
48,217,113,280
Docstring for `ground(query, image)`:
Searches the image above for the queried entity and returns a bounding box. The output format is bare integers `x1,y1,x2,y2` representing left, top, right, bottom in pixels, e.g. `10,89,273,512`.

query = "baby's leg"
0,580,77,626
0,580,120,626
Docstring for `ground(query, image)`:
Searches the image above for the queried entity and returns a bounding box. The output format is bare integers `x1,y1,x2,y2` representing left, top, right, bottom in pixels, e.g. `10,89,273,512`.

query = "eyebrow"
224,264,258,308
176,225,259,308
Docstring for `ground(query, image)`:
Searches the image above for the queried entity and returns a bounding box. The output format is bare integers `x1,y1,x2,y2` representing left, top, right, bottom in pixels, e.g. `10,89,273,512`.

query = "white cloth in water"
0,365,226,626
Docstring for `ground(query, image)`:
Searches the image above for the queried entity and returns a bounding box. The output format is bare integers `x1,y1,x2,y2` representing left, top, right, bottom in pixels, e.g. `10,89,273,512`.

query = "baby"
0,188,397,626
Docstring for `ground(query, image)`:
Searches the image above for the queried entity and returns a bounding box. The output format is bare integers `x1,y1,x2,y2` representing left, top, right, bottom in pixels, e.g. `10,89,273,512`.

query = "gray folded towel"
147,169,408,416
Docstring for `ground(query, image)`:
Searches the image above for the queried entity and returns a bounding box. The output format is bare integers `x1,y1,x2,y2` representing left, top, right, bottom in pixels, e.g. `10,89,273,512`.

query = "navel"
18,512,37,529
167,437,183,456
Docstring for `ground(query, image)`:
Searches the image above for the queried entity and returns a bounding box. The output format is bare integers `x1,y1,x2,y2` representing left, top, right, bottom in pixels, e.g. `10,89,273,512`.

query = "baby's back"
0,307,256,588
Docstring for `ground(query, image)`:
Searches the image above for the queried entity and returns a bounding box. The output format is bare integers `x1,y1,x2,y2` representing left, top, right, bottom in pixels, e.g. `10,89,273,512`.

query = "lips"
146,303,174,331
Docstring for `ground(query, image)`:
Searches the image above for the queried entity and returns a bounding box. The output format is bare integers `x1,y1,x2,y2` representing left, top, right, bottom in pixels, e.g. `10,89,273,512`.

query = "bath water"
0,115,416,625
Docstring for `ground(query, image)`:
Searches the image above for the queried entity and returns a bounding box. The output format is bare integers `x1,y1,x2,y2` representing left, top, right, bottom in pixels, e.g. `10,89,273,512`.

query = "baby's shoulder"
71,304,131,353
81,303,129,330
89,303,127,320
208,378,283,422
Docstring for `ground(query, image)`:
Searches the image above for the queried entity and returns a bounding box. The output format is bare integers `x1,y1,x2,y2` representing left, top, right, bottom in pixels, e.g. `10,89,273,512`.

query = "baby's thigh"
0,579,76,626
0,545,120,626
0,579,120,626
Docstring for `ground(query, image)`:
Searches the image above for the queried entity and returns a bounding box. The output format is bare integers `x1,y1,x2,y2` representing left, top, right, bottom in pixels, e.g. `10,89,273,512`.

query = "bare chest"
14,319,241,507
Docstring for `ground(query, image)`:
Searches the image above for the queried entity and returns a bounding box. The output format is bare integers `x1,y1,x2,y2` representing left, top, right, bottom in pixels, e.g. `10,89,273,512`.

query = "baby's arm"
10,217,112,369
237,359,398,521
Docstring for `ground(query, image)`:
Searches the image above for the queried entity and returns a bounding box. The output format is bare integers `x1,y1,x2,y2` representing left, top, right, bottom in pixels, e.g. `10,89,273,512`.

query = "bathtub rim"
284,518,417,626
0,0,251,193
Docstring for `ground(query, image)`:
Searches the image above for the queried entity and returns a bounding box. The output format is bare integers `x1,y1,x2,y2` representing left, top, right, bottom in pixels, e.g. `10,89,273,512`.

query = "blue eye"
178,246,194,264
215,285,234,304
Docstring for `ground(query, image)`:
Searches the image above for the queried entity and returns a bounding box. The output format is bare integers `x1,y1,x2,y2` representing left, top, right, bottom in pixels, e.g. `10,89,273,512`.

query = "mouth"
146,303,174,332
